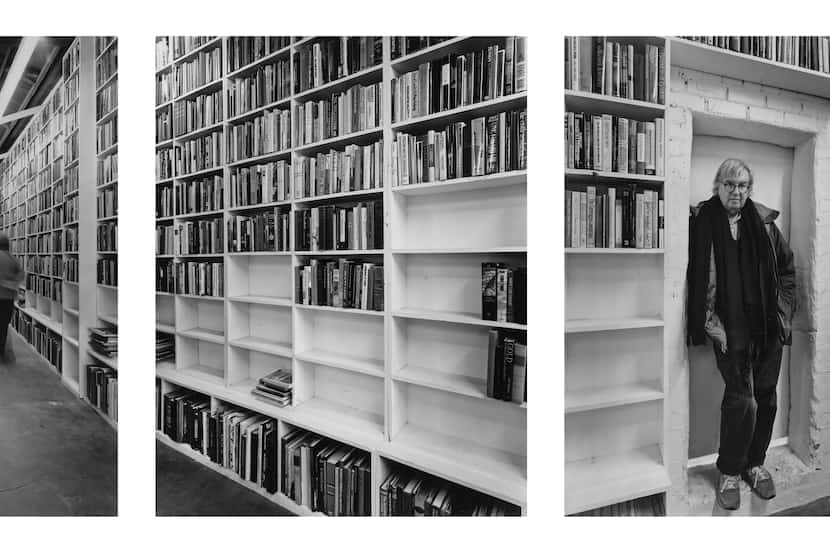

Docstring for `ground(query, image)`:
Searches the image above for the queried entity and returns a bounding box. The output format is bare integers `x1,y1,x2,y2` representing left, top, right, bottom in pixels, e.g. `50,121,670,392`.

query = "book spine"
579,191,587,248
658,198,665,248
655,117,665,177
617,118,628,174
608,186,616,249
601,115,613,173
635,192,644,249
615,198,623,248
586,185,596,248
645,121,656,175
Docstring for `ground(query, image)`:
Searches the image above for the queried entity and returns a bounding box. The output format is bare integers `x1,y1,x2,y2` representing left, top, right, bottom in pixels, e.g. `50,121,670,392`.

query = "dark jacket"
688,199,796,348
0,250,24,301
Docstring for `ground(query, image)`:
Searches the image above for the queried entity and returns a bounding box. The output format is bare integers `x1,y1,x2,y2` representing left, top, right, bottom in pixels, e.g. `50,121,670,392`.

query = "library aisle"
0,333,116,515
0,36,118,516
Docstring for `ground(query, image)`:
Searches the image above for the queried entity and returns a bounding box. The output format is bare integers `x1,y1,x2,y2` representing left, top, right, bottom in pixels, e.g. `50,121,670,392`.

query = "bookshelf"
0,37,117,427
564,36,671,514
155,35,526,516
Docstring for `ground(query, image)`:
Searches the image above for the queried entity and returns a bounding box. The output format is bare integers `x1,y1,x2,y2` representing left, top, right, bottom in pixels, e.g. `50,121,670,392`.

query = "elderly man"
687,158,796,511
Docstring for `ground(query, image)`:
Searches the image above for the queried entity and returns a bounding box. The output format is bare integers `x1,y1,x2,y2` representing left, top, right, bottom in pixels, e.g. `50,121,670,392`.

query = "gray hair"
712,158,754,194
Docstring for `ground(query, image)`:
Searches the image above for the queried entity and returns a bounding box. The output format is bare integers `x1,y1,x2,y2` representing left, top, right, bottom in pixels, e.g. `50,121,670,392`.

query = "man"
0,232,24,362
687,158,796,511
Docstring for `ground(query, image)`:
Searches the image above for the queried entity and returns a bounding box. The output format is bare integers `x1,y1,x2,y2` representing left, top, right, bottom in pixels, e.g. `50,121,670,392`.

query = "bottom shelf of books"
155,377,526,516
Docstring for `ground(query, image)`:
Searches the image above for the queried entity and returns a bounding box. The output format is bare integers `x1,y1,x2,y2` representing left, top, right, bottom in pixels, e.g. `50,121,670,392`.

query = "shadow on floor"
772,496,830,516
0,333,117,516
156,439,294,516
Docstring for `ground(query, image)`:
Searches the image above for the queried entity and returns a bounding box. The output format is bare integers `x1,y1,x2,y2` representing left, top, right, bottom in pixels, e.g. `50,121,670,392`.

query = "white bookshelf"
155,35,527,516
564,36,670,515
0,37,117,428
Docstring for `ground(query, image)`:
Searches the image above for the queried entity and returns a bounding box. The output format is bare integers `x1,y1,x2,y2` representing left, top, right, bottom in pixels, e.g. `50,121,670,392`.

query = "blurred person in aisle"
0,232,24,362
687,159,796,511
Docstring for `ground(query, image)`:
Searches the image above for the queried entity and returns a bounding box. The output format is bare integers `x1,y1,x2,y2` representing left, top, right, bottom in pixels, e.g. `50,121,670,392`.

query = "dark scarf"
687,196,775,353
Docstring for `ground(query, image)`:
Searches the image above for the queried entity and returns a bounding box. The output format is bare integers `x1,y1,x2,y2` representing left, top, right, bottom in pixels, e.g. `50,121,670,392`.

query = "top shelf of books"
670,37,830,100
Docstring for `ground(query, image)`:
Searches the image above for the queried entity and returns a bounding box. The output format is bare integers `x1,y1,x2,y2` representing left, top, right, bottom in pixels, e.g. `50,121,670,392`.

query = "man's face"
717,170,751,214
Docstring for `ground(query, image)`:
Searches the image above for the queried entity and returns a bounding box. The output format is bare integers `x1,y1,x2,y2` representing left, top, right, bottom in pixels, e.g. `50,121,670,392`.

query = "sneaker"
717,473,741,510
743,465,776,499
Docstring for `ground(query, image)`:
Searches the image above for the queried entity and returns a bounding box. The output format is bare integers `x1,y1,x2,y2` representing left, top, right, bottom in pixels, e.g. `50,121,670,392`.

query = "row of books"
89,327,118,357
65,257,78,281
229,160,291,207
226,108,291,162
25,321,63,371
87,365,118,421
487,330,527,404
565,37,665,104
156,37,170,69
391,36,526,123
175,175,224,215
392,108,527,186
294,83,383,146
98,152,117,185
565,185,664,249
157,109,172,143
96,116,117,153
380,465,520,516
173,89,223,137
172,218,224,255
97,258,117,286
390,37,453,60
282,429,371,516
680,36,830,74
96,45,117,88
26,275,56,298
157,185,173,218
295,259,383,311
173,45,223,98
228,210,291,253
172,36,217,60
96,80,117,121
156,332,174,362
157,72,171,105
573,493,665,516
157,148,173,180
156,225,174,255
481,263,527,324
565,112,665,176
163,391,281,494
250,368,292,407
227,36,292,73
172,260,224,296
294,202,383,252
96,221,117,251
97,188,117,218
227,60,291,117
293,37,382,93
294,141,383,198
174,133,223,176
65,228,78,252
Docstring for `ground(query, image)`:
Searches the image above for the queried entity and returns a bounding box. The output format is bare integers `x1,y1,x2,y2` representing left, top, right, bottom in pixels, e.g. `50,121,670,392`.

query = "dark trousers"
0,299,13,356
713,342,783,476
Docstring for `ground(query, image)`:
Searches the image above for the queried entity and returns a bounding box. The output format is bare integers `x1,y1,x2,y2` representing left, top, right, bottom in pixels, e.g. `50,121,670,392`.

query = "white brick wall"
666,66,830,512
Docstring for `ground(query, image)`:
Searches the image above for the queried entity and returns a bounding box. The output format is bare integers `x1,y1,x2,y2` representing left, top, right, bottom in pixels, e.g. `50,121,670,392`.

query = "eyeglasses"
720,180,751,193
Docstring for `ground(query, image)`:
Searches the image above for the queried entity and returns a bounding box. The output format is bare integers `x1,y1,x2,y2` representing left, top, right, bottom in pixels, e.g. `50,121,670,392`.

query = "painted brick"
766,90,805,113
726,82,766,107
687,72,727,99
783,111,823,132
669,91,705,112
746,105,786,126
704,98,748,119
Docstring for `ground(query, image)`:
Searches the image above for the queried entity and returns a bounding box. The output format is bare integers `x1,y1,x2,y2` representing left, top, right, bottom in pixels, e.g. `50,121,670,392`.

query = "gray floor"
0,333,117,516
156,439,294,516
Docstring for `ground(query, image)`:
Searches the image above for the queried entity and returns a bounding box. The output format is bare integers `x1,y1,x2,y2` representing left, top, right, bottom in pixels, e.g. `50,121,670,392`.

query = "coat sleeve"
771,222,796,317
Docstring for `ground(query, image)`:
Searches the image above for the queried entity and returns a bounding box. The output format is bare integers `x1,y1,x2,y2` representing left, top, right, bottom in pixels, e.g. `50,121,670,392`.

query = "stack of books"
156,332,174,362
481,263,527,324
89,326,118,357
251,368,292,407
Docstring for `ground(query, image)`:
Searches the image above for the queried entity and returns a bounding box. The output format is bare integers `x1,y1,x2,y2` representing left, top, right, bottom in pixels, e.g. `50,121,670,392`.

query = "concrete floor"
0,333,117,516
687,445,830,516
156,440,294,516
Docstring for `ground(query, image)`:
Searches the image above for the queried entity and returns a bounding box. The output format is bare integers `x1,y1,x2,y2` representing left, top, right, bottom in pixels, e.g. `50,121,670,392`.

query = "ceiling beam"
0,105,40,126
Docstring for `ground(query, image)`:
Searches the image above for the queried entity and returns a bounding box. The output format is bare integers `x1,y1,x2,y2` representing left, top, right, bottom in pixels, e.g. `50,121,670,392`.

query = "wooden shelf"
383,424,526,507
289,397,385,451
178,327,225,345
565,382,664,414
89,349,118,370
392,92,527,133
226,148,291,168
296,304,384,317
226,45,292,79
392,170,526,196
565,168,664,184
670,37,830,100
565,445,670,515
565,318,664,333
393,308,526,330
295,349,384,378
566,248,664,255
226,295,292,307
229,336,292,358
564,90,665,119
